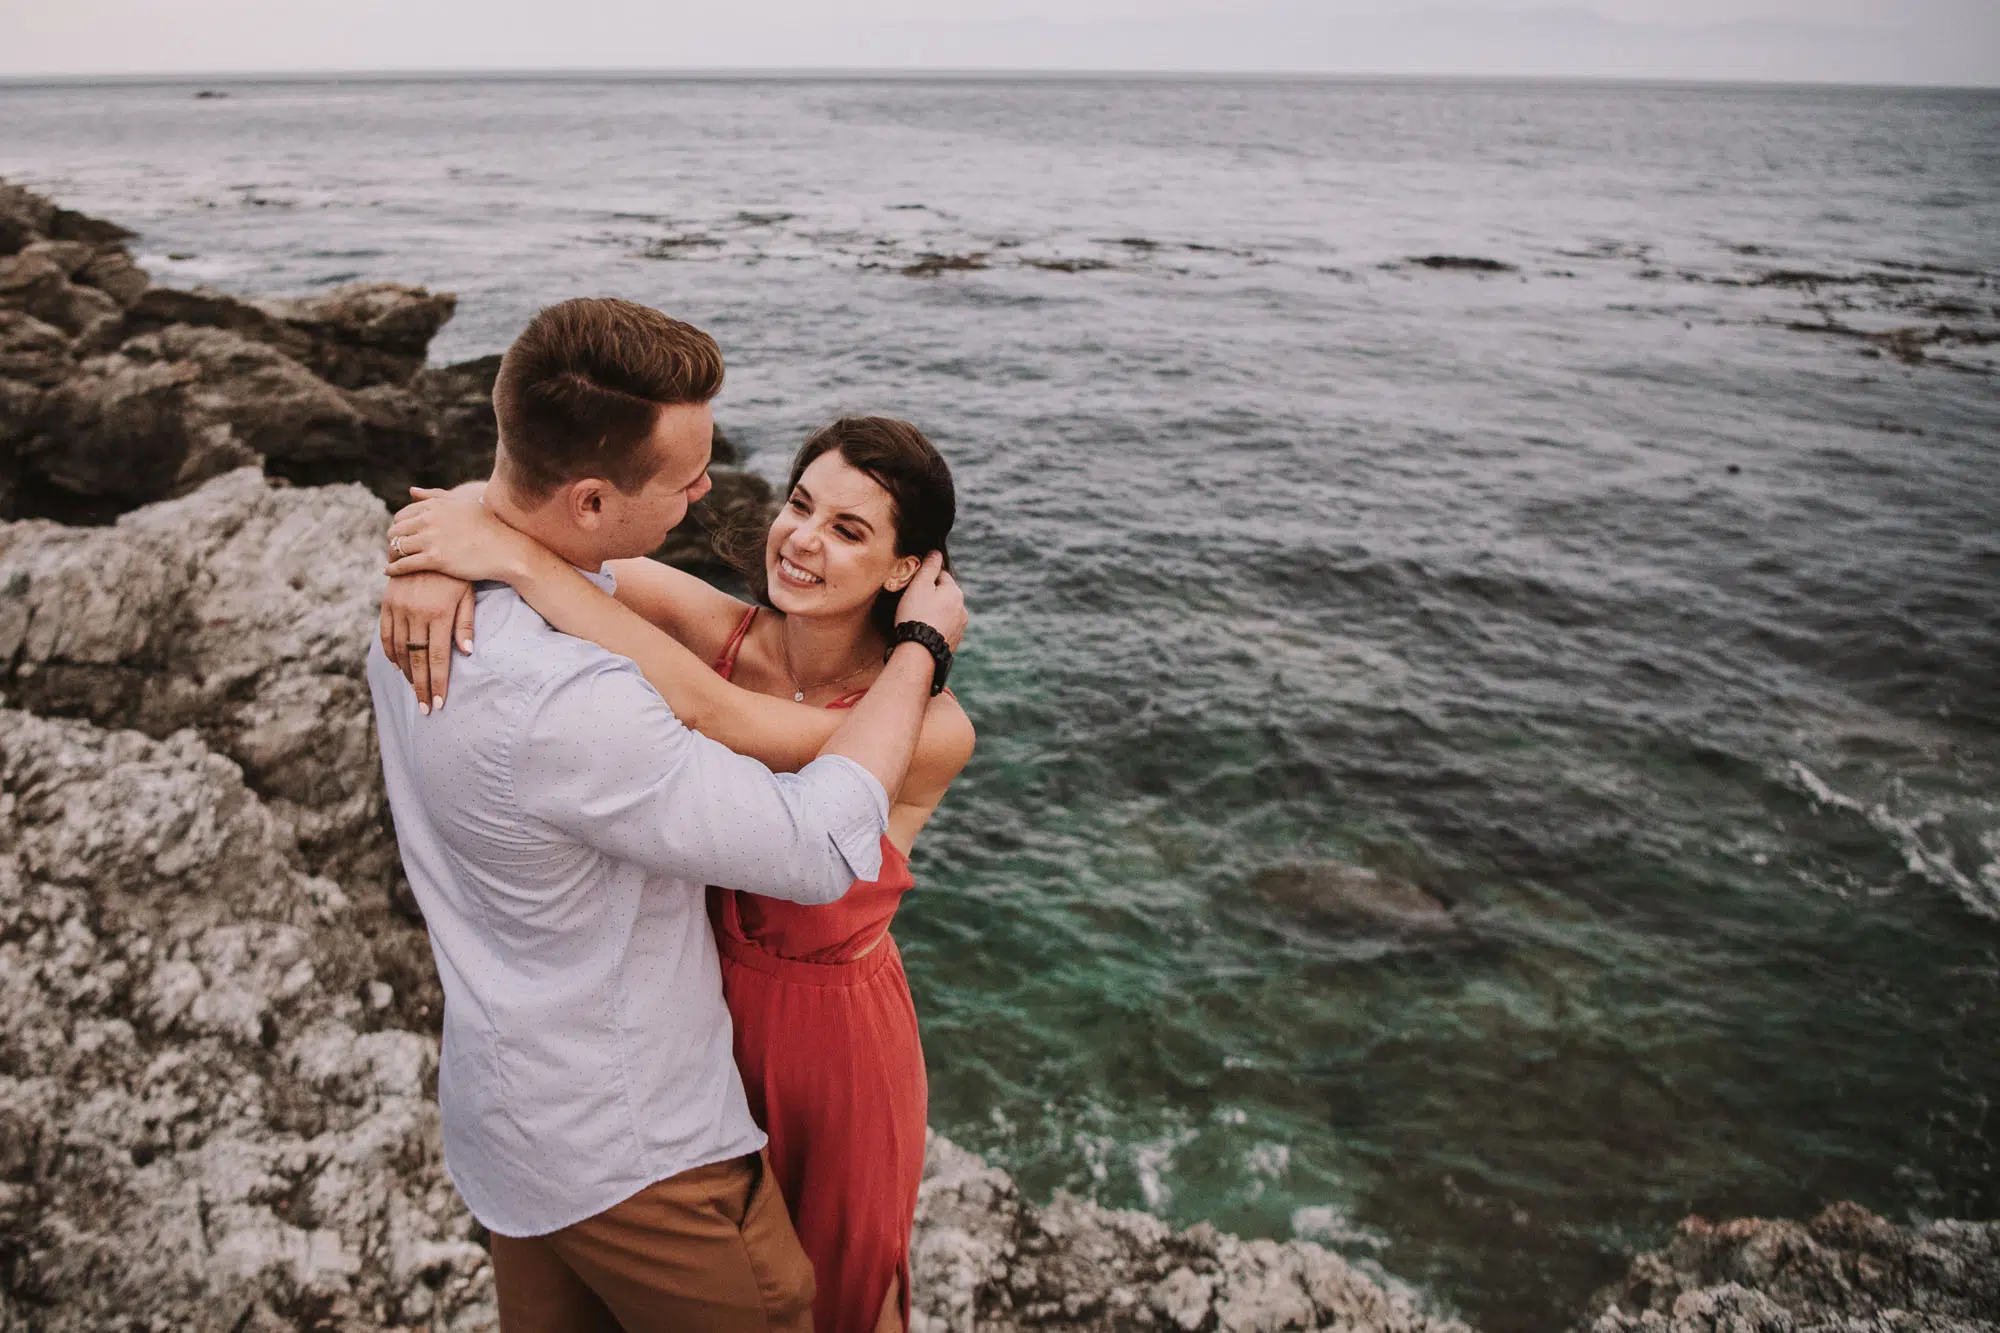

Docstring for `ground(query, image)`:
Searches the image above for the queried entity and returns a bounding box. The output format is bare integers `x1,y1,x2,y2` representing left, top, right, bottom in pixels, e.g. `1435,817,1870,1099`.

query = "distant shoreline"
3,68,1997,94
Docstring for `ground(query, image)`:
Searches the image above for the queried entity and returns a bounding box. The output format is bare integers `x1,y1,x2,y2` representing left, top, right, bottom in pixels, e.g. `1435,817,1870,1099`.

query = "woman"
381,417,973,1333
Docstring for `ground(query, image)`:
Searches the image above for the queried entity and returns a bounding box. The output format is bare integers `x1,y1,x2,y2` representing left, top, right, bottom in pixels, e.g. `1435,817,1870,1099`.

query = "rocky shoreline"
2,181,1994,1332
0,177,772,573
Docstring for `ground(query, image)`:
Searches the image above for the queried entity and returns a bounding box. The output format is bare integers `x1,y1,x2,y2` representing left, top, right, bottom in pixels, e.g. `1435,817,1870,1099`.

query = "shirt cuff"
800,754,891,883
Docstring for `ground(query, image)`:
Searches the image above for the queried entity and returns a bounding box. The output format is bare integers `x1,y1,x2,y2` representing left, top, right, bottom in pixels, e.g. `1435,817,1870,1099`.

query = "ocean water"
5,74,1997,1329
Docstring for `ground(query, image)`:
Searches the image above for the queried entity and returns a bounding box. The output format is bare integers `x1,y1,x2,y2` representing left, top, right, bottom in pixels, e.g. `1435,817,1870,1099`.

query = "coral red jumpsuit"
708,608,928,1333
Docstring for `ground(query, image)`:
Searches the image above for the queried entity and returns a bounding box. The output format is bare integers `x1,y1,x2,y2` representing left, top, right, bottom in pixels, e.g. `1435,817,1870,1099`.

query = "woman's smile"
775,554,825,587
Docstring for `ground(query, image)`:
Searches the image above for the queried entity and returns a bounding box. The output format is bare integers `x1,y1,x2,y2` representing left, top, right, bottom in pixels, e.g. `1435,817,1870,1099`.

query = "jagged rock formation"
912,1136,1470,1333
1581,1203,2000,1333
0,469,417,927
0,708,490,1333
0,181,467,524
0,179,776,562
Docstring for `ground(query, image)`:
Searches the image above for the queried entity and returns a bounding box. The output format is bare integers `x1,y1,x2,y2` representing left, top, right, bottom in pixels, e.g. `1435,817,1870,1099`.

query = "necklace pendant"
794,690,806,702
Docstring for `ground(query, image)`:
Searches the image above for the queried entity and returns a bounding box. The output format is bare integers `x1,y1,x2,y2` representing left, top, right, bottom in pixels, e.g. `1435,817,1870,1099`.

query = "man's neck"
484,474,603,573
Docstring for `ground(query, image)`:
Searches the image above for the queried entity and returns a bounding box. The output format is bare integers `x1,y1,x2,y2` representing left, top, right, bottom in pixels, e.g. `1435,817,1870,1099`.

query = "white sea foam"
1131,1126,1201,1211
1244,1142,1292,1200
1788,761,1999,919
1292,1203,1391,1252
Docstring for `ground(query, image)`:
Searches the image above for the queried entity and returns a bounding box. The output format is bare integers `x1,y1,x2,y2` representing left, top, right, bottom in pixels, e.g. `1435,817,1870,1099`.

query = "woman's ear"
883,553,923,593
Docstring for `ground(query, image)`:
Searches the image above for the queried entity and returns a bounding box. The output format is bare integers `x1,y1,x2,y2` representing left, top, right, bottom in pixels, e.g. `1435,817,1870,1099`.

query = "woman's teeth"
778,556,823,585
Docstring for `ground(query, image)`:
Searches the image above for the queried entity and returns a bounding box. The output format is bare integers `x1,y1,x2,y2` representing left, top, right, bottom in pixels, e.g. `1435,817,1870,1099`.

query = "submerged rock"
1406,257,1517,274
903,252,991,277
1248,861,1456,933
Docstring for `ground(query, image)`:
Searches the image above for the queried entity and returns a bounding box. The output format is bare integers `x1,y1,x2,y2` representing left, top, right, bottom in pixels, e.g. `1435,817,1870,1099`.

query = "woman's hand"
385,485,533,584
379,572,476,714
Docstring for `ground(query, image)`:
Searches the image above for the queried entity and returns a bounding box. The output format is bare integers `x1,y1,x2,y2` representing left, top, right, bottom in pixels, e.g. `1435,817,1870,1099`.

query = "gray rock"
0,246,123,343
0,708,491,1333
14,347,202,522
44,202,136,247
404,352,502,486
17,238,99,278
255,281,458,390
910,1134,1472,1333
126,281,456,392
121,323,436,497
0,181,59,254
0,177,774,540
12,312,466,518
1579,1203,2000,1333
0,310,75,388
124,283,318,362
0,469,411,914
77,244,151,307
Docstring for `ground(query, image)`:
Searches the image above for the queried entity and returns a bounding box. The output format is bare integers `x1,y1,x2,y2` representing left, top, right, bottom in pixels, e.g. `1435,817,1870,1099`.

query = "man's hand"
379,572,476,714
893,552,967,651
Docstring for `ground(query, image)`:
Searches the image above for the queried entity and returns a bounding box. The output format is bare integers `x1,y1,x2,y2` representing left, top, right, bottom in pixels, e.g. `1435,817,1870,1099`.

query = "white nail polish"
433,696,444,713
419,700,430,715
461,639,474,653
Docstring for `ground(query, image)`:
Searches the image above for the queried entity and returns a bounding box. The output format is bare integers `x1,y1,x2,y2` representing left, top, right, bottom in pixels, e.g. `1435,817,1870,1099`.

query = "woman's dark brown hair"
728,417,955,643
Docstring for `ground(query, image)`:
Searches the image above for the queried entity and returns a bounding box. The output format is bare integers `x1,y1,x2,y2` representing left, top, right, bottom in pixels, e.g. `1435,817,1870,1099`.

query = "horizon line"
2,66,1997,93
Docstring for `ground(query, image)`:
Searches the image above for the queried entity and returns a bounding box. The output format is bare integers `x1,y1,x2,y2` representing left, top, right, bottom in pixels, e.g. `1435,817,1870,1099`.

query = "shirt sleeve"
514,655,888,902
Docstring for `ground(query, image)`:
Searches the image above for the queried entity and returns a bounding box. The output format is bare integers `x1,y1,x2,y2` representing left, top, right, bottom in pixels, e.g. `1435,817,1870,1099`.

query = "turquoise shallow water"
6,74,1998,1329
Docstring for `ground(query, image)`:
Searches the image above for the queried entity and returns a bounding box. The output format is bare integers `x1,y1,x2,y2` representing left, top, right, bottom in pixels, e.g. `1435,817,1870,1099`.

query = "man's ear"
883,553,923,593
564,478,609,529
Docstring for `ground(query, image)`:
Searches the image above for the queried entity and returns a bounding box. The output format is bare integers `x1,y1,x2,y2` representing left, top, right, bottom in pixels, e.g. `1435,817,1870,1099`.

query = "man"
364,297,965,1331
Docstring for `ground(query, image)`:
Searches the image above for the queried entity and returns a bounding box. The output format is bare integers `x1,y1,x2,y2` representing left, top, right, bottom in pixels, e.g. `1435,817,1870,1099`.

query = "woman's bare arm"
383,489,972,787
519,549,979,801
888,693,976,851
509,544,846,772
603,555,752,663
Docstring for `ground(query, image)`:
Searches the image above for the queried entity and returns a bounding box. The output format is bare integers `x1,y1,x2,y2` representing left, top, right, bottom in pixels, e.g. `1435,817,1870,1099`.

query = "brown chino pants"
490,1151,815,1333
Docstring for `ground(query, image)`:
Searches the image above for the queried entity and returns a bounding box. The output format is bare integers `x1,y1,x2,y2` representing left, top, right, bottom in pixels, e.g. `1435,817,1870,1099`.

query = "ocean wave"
1787,760,2000,919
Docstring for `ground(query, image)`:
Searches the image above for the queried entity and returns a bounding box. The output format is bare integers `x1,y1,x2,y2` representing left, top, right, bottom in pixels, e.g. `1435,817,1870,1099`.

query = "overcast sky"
3,0,1996,85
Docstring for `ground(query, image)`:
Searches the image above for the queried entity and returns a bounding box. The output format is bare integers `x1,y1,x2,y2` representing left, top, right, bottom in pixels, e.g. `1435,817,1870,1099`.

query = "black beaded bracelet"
886,621,953,696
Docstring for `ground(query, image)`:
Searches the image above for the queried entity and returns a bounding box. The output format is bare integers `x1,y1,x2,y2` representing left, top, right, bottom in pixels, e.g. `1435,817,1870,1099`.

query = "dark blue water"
7,75,1997,1329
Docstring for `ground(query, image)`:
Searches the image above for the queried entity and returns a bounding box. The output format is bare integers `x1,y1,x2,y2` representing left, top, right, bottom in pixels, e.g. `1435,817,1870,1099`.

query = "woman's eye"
835,527,860,541
788,497,808,512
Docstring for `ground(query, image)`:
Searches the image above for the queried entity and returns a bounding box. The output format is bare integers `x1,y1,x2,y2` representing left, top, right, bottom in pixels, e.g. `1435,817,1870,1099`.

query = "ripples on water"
6,74,1997,1330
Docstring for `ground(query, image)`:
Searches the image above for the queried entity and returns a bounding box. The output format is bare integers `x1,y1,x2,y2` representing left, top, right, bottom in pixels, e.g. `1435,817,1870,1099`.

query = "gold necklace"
779,624,875,703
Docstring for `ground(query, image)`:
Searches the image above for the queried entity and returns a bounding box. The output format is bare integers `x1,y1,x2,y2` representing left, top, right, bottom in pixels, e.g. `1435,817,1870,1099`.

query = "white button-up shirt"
366,571,887,1237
